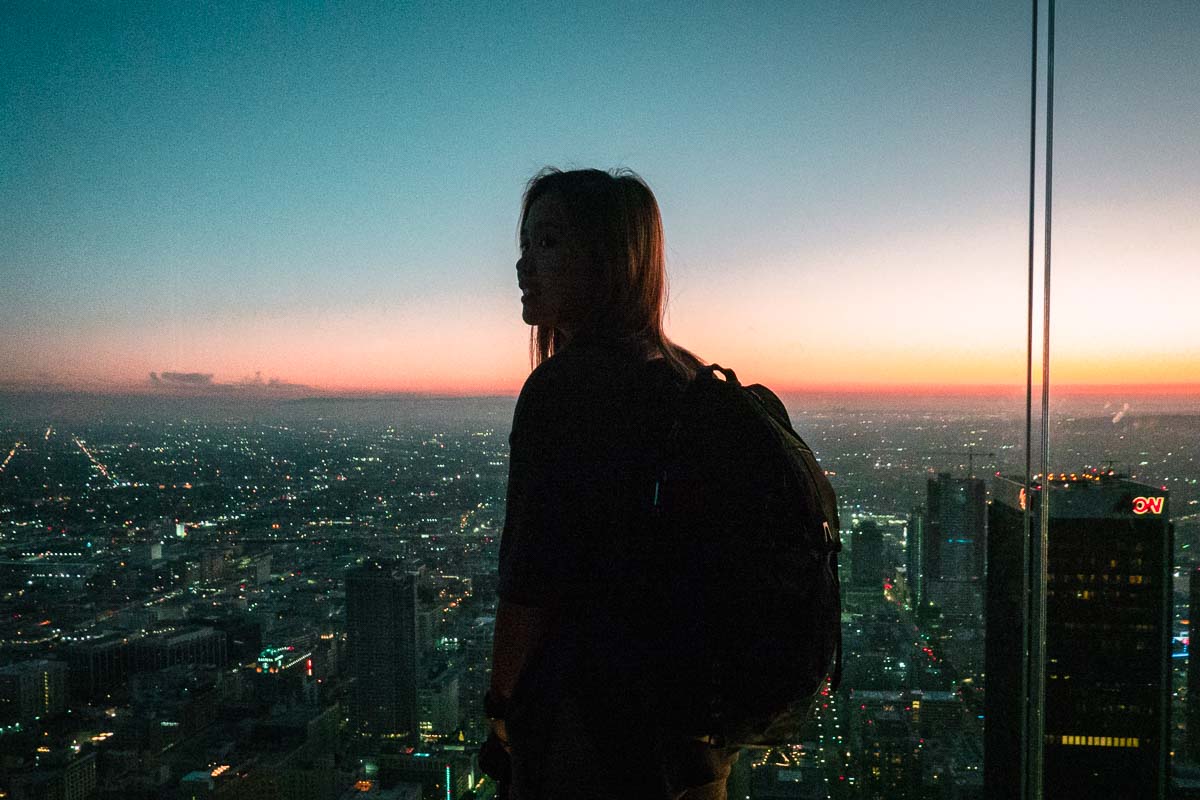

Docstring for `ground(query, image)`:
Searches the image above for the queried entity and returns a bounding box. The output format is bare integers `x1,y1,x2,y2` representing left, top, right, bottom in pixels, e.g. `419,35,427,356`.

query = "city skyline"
2,387,1196,796
3,2,1198,396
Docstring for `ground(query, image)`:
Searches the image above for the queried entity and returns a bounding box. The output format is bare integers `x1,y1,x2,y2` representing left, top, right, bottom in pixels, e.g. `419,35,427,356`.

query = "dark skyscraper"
851,519,886,589
925,473,986,616
346,560,419,741
985,472,1172,799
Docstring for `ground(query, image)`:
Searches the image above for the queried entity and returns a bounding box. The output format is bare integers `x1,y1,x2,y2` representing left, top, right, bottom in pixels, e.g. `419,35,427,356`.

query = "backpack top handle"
700,363,738,385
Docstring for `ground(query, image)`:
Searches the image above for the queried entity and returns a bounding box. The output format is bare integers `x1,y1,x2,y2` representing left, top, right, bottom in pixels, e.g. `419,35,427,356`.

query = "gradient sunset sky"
2,2,1197,396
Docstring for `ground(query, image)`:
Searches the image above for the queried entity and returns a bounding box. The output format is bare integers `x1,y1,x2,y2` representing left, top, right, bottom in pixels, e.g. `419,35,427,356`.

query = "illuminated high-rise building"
985,472,1171,799
346,560,419,741
0,660,67,724
906,507,926,609
1188,565,1200,762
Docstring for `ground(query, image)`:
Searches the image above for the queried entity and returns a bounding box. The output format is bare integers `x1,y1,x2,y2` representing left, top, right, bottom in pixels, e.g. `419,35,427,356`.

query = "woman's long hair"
519,167,702,380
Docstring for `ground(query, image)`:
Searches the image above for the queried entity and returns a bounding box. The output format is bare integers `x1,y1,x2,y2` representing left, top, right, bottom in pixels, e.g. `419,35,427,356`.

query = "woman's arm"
490,597,550,701
489,357,577,737
487,597,549,746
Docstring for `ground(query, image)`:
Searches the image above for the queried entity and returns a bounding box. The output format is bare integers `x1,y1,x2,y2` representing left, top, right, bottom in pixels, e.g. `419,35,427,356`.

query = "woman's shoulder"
512,348,604,431
514,342,672,427
522,338,647,388
519,344,606,397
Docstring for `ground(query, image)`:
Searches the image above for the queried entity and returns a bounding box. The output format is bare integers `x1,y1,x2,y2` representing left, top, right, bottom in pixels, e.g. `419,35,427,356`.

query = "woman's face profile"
517,192,593,336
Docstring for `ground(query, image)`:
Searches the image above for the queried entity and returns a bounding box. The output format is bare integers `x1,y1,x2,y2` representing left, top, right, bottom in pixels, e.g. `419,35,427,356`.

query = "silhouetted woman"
485,169,740,799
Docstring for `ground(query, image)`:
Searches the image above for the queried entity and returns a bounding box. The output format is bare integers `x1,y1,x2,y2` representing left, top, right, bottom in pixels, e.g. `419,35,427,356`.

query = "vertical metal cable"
1020,0,1039,797
1032,0,1056,796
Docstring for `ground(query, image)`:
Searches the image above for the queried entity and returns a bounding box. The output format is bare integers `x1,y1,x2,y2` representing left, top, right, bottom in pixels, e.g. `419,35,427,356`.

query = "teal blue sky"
2,2,1197,393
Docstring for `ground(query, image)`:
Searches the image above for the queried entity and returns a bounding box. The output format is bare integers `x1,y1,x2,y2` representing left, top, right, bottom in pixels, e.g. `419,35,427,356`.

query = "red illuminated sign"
1132,496,1164,515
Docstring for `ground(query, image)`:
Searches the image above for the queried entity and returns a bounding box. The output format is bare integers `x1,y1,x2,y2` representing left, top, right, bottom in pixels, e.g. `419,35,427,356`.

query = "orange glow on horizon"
18,368,1198,401
6,293,1197,398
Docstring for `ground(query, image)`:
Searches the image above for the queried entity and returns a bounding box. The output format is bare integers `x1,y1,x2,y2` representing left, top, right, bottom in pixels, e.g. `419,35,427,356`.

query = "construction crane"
921,449,996,479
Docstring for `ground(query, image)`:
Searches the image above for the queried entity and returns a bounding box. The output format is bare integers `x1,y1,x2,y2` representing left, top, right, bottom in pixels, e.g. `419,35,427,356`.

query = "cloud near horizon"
148,370,315,395
149,371,214,387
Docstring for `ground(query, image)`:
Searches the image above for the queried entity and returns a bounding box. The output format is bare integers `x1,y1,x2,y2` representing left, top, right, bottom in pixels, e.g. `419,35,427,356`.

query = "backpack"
646,363,843,747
